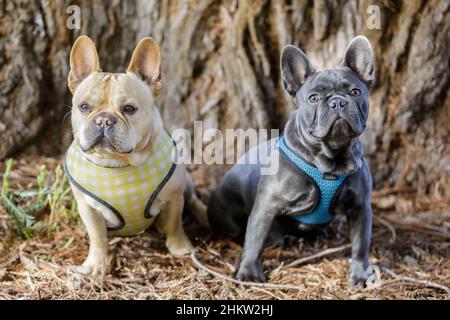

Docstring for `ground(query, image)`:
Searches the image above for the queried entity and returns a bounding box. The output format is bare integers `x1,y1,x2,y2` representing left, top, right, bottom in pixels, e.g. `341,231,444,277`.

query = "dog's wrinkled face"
295,68,369,149
71,72,156,154
281,36,375,150
68,36,162,160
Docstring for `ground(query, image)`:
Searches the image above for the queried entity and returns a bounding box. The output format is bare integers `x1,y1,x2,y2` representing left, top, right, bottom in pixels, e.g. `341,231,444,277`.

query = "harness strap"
277,136,347,225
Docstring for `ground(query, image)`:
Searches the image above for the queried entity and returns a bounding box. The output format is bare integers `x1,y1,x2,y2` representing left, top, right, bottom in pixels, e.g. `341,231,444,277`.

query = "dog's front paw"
349,271,369,288
235,260,266,283
74,256,109,276
349,261,370,288
166,234,193,256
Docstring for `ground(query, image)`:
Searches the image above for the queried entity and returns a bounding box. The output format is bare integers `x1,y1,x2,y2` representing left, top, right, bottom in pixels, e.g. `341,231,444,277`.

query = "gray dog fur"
207,36,376,287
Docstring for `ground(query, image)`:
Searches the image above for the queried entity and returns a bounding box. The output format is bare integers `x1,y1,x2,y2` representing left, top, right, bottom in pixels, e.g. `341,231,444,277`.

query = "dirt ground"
0,156,449,300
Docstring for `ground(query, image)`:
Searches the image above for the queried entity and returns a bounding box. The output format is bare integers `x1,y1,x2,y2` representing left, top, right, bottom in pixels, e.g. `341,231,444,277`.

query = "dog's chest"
64,131,176,236
277,137,349,225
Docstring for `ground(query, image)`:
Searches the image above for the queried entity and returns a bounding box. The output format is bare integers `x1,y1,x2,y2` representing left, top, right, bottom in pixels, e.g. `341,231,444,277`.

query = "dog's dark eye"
79,103,91,113
122,104,137,115
308,94,320,103
350,89,361,97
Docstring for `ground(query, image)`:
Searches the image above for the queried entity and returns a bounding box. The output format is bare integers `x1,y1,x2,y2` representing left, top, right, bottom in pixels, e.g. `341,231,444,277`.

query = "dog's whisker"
62,111,72,125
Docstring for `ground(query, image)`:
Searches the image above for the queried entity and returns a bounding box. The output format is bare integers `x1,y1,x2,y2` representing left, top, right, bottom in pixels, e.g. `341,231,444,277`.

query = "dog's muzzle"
310,95,365,141
81,113,120,152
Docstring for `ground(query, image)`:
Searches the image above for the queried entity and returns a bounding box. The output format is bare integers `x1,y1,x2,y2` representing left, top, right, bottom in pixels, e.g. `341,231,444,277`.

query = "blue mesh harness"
277,136,348,225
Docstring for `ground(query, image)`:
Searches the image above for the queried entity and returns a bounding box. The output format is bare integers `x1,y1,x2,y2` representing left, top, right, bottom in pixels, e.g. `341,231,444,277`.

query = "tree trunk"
0,0,449,196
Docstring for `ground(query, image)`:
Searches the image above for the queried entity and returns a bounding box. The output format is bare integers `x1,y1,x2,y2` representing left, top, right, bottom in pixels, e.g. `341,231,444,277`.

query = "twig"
252,287,286,300
285,243,352,268
381,266,450,297
191,250,305,291
380,215,450,240
373,215,396,244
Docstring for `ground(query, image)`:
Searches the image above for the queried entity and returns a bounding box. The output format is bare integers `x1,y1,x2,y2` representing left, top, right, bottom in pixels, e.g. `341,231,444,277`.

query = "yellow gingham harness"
64,131,176,236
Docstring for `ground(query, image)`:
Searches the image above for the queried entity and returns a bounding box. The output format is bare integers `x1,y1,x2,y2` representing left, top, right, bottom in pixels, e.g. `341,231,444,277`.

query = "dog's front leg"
347,203,372,287
76,197,109,276
235,200,278,282
160,193,193,256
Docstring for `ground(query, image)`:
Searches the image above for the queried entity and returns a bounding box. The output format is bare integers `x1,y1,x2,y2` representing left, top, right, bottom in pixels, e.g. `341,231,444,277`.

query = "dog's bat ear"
281,45,315,97
68,36,101,93
342,36,376,90
127,37,161,96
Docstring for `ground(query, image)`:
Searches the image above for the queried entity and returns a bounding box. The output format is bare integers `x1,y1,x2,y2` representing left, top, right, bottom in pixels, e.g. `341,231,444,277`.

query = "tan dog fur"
68,36,205,276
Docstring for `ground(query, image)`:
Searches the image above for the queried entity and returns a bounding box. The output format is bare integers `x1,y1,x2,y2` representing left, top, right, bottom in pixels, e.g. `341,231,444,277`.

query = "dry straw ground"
0,156,449,300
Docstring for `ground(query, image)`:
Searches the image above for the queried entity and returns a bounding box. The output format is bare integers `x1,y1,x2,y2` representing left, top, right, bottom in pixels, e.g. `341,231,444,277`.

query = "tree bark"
0,0,448,196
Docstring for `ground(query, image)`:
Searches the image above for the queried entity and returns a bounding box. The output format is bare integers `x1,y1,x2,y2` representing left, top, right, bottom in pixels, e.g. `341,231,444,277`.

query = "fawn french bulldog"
207,36,376,287
65,36,206,275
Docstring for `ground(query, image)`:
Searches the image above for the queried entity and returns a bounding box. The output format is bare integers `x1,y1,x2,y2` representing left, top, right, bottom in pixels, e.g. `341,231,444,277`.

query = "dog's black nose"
94,113,117,129
327,97,348,109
